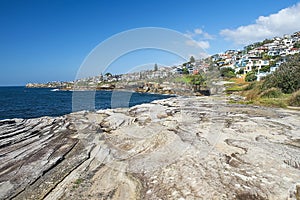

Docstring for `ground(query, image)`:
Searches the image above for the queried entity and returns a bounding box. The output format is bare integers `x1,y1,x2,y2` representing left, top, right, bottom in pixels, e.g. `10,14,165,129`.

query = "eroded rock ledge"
0,96,300,200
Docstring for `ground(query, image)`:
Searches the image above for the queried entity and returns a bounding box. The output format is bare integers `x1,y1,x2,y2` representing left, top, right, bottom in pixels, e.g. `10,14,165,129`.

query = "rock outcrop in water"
0,96,300,200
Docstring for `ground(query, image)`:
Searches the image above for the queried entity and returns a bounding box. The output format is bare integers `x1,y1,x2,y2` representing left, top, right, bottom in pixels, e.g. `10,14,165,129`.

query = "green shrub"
260,88,283,98
182,67,189,74
257,98,287,108
245,71,257,82
237,68,244,74
260,65,271,72
263,54,300,93
220,67,236,78
190,74,206,85
183,74,206,85
288,89,300,107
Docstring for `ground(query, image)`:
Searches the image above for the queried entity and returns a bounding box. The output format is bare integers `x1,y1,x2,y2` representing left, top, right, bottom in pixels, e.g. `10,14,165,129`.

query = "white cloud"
186,40,210,49
203,32,214,40
186,28,214,39
220,3,300,45
184,28,213,50
194,28,203,35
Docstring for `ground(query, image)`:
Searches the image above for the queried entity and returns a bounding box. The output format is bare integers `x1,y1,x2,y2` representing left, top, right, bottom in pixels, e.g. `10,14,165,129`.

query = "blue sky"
1,0,300,85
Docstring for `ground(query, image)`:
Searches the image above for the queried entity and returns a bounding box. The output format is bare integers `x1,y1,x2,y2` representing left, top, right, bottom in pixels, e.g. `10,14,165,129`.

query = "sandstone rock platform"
0,96,300,199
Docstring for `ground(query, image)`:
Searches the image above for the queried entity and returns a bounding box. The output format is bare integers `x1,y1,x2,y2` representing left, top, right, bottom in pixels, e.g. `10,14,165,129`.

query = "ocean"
0,87,173,120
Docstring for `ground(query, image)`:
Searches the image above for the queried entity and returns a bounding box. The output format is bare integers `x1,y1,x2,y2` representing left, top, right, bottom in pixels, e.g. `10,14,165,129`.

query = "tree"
189,56,195,63
154,63,158,71
262,53,272,60
105,72,112,77
261,39,273,45
293,41,300,48
244,45,253,53
260,65,271,73
237,68,244,75
182,67,189,74
189,74,205,85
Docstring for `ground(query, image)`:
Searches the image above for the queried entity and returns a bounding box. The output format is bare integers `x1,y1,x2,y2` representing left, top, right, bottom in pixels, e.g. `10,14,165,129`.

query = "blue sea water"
0,87,173,120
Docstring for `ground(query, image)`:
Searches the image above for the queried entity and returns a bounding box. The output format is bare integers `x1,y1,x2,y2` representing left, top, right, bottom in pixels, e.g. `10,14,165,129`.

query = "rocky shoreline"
26,81,213,96
0,96,300,199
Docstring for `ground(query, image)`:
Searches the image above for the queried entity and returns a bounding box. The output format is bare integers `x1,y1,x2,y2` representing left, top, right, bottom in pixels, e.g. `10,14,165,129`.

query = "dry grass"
228,79,290,108
225,77,249,94
259,88,283,98
288,89,300,107
229,76,247,84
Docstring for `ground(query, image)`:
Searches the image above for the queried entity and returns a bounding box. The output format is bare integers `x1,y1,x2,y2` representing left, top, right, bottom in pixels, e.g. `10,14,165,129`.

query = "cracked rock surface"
0,96,300,200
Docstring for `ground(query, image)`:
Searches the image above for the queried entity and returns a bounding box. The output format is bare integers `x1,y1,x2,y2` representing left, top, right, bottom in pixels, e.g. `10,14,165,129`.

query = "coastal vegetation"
174,73,206,86
220,67,235,78
262,54,300,94
226,54,300,108
245,71,257,82
154,63,158,71
288,89,300,107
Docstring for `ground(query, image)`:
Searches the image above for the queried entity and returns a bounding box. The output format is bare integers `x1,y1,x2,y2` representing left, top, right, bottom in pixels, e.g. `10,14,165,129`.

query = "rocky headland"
26,81,196,96
0,96,300,199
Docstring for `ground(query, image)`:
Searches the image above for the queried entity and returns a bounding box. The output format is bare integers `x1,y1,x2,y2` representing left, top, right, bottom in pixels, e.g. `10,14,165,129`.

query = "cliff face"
0,96,300,199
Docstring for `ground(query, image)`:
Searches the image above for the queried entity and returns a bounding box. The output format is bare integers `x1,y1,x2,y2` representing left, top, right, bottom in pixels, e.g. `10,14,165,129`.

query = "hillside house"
268,50,280,56
242,57,269,74
288,48,300,55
